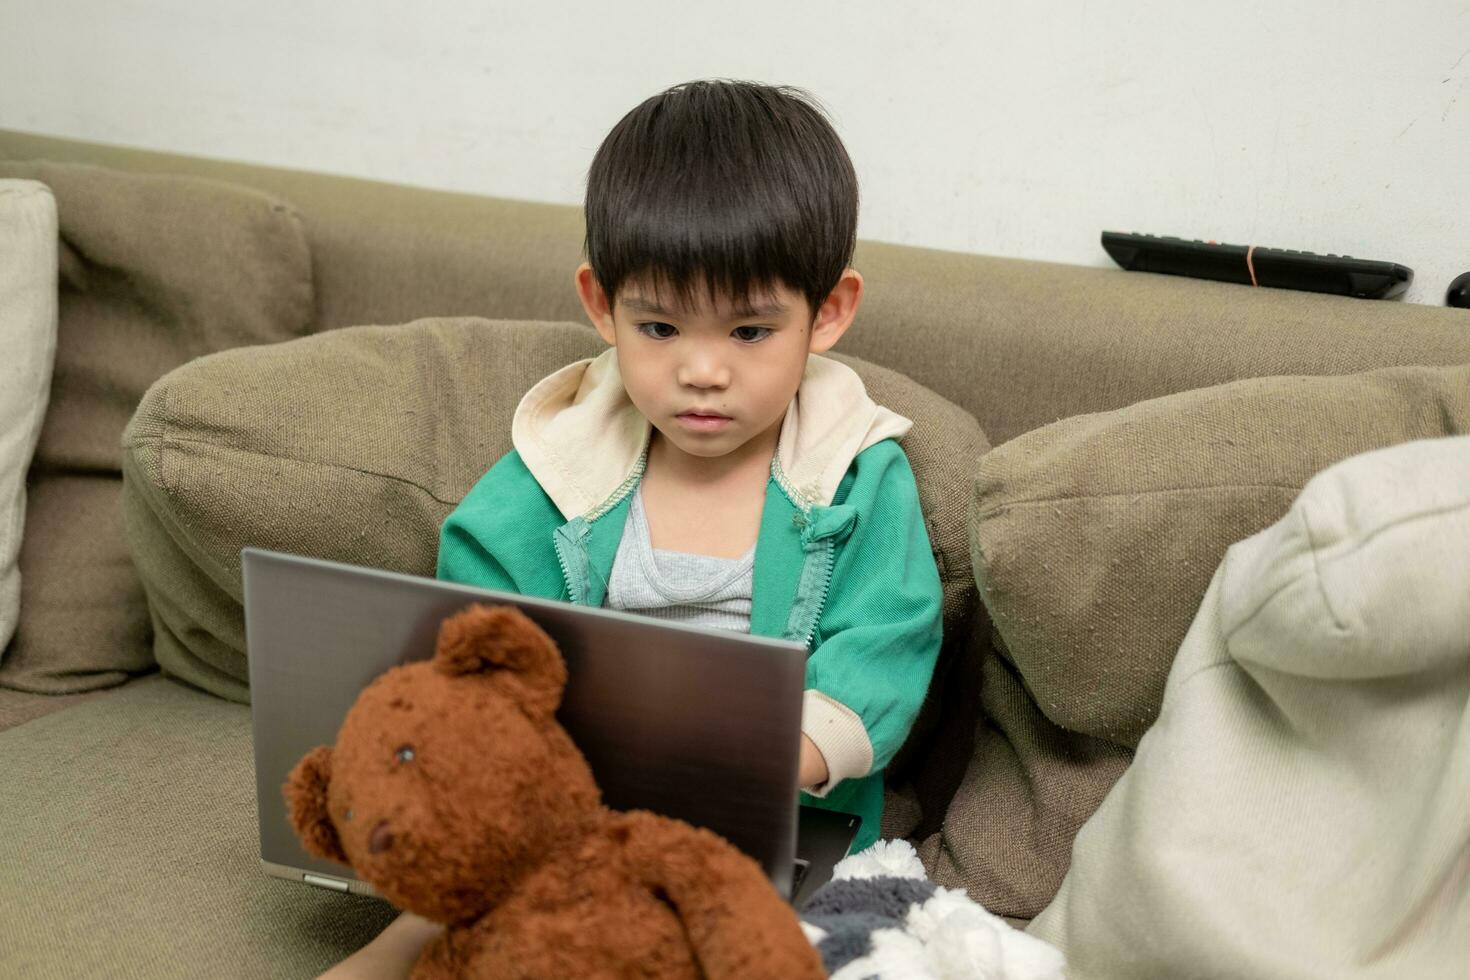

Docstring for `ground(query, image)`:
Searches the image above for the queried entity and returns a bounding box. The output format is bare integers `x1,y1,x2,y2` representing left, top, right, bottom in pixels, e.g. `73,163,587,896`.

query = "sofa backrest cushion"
10,131,1470,451
121,317,987,705
1028,434,1470,976
974,361,1470,749
0,161,312,694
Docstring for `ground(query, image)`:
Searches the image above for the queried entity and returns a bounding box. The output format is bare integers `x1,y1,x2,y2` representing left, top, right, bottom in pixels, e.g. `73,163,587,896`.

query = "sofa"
3,127,1469,979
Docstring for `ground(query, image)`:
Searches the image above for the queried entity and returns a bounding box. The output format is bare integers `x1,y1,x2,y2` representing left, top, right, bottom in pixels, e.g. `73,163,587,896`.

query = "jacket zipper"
787,502,856,650
801,538,838,649
553,520,589,605
556,447,648,605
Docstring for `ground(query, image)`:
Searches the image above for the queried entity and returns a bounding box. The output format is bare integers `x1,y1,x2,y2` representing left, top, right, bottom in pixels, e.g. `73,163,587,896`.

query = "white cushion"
1028,435,1470,979
0,179,59,655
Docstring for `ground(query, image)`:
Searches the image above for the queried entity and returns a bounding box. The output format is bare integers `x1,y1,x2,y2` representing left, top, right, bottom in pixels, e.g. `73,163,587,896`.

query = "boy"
323,78,941,978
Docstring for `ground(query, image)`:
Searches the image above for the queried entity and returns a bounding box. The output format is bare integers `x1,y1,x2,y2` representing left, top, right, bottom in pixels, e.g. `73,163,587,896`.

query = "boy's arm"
800,441,944,796
436,506,518,591
435,450,545,593
798,734,829,789
315,911,443,979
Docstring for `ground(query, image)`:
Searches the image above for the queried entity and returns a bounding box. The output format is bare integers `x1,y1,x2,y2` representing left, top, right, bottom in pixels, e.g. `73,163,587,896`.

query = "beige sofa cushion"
0,674,396,977
924,362,1470,920
122,318,597,701
0,161,312,694
122,316,987,707
974,363,1470,749
15,127,1470,453
0,180,58,655
1028,435,1470,978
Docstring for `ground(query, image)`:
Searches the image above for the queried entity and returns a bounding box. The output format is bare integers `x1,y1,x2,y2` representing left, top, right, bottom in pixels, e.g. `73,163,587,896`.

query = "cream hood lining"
510,348,912,521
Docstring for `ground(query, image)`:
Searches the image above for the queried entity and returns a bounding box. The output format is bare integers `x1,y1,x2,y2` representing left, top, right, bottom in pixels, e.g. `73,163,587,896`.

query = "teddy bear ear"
284,745,348,864
433,603,568,718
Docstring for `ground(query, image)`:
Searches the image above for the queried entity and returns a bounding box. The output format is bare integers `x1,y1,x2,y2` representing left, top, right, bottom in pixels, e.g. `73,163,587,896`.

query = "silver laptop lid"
242,548,806,897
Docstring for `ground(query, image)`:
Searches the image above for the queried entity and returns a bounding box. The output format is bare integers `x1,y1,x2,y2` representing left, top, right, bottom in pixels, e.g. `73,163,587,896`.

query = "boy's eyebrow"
622,295,789,319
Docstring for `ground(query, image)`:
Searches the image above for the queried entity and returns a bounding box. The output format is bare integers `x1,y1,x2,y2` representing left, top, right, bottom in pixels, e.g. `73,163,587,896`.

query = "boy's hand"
316,910,443,979
798,734,829,790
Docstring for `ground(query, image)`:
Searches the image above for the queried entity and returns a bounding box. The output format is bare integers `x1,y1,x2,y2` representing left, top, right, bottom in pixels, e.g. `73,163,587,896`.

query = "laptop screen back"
243,548,807,898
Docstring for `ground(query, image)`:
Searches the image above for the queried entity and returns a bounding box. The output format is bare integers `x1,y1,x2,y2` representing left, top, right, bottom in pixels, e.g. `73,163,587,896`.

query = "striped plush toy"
800,840,1065,980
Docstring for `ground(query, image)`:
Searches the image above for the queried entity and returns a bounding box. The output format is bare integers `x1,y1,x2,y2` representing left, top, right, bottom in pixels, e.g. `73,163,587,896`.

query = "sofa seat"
0,675,395,978
0,685,115,733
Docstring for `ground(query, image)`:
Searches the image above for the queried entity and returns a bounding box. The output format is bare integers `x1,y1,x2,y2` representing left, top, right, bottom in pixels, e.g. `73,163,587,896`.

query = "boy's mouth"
676,412,733,431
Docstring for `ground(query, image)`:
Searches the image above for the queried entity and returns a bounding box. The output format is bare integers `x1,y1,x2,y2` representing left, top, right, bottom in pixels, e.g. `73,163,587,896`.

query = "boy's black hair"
583,79,858,324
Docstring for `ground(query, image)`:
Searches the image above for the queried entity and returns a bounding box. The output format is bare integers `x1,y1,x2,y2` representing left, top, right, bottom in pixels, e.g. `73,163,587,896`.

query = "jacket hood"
511,347,912,521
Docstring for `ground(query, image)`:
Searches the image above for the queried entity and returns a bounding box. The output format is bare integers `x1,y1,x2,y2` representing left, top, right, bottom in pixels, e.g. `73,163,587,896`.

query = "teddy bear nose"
368,820,395,854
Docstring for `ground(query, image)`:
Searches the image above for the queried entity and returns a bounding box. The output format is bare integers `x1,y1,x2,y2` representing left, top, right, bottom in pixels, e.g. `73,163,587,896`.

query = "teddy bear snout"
368,820,395,854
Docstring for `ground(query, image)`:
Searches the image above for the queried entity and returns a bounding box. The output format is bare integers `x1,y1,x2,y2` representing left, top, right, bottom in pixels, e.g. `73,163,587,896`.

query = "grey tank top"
602,482,755,633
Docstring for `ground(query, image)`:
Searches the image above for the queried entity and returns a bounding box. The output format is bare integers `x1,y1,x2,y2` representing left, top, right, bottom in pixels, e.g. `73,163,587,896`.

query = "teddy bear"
284,601,827,979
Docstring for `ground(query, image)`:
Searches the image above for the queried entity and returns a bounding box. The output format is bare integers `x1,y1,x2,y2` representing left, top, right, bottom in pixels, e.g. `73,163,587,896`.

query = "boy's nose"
677,354,730,389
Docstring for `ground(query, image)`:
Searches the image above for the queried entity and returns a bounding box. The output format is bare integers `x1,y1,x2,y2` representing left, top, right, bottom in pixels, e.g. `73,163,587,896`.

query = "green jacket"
436,348,943,853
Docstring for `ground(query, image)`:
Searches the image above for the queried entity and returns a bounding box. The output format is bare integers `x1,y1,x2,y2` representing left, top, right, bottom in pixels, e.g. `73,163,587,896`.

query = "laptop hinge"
303,872,350,893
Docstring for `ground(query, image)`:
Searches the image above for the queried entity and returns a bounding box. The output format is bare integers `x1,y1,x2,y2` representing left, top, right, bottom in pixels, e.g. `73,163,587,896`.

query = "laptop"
242,547,860,910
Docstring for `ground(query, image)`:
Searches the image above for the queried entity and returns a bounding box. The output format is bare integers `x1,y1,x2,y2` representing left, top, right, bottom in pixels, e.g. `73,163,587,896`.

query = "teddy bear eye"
395,745,416,763
344,809,354,822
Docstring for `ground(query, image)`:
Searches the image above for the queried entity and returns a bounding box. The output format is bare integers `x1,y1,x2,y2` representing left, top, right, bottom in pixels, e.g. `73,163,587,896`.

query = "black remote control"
1447,271,1470,309
1101,231,1412,299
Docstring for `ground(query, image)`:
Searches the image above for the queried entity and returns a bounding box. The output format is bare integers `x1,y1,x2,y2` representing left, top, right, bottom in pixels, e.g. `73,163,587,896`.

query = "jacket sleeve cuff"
801,689,873,797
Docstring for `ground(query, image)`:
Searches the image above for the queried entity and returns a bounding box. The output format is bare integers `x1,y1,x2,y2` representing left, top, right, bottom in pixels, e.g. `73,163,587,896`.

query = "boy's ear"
808,268,863,355
574,263,618,346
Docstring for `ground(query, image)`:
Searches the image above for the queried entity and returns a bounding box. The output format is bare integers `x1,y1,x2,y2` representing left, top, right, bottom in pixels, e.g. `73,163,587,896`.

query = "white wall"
3,0,1467,305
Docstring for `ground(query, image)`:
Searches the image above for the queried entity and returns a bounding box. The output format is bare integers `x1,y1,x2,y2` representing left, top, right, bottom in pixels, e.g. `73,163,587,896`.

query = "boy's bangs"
611,207,806,318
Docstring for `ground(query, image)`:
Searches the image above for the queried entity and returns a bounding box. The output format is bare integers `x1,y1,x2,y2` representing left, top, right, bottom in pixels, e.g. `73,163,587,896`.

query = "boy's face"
574,263,862,464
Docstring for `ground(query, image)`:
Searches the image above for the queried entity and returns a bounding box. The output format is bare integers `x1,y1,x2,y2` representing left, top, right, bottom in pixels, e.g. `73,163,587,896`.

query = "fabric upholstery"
847,244,1470,446
974,362,1470,750
0,684,111,734
0,673,398,978
0,179,58,655
928,362,1470,921
0,160,312,694
915,633,1132,918
1028,436,1470,978
122,318,602,701
8,130,1470,448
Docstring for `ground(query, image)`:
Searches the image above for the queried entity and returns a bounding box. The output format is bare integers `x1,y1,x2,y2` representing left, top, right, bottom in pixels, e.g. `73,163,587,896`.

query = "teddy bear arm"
621,813,826,980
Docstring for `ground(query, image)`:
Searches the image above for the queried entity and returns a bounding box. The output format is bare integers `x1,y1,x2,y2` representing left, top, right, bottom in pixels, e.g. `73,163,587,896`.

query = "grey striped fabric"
602,482,755,633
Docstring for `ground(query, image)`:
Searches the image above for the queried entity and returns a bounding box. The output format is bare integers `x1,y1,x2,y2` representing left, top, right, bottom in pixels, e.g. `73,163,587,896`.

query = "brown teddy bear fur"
285,602,826,979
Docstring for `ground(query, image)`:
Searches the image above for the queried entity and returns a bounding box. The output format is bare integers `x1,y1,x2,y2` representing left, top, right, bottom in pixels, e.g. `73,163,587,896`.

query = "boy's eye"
635,322,770,343
733,326,771,343
636,322,677,340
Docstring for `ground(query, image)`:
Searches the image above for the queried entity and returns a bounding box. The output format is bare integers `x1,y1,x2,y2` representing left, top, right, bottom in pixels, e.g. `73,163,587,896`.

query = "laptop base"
269,804,861,909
